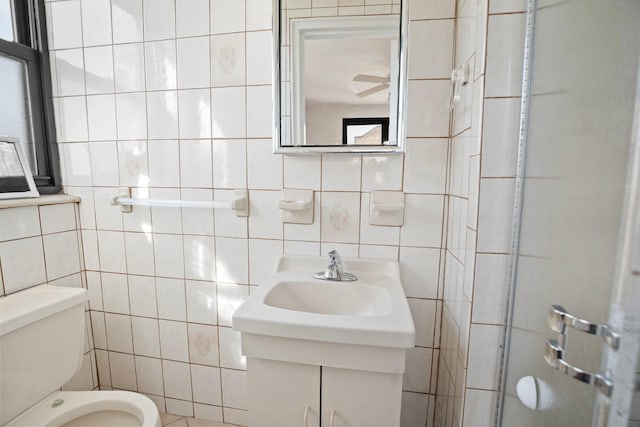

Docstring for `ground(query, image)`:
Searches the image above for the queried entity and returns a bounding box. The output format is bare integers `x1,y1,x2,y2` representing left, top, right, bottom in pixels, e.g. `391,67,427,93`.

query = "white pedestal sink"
232,255,416,427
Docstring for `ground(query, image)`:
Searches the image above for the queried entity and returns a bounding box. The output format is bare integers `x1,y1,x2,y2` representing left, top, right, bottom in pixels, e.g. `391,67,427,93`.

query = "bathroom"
0,0,638,426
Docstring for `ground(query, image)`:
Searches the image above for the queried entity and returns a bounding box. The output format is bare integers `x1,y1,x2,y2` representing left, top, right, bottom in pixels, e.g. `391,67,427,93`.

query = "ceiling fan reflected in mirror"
353,73,390,98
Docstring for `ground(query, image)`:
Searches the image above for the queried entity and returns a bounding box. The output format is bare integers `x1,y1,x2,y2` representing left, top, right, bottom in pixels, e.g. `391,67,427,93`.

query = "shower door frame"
494,0,640,425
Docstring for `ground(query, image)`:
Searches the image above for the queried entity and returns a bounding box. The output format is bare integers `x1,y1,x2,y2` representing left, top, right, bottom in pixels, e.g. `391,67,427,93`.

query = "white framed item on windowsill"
0,136,39,200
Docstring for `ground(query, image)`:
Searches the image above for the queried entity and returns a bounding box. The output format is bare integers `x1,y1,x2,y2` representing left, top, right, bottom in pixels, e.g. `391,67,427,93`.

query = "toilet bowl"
0,285,160,427
6,391,160,427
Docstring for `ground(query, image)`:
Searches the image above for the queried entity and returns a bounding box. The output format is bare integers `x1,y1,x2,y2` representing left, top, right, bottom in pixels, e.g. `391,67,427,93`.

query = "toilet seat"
5,391,160,427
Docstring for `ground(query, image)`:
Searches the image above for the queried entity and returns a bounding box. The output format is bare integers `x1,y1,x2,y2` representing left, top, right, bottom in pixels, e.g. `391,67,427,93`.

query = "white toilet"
0,284,160,427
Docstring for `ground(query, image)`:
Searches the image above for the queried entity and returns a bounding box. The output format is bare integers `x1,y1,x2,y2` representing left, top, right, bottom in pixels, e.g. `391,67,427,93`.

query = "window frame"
0,0,60,194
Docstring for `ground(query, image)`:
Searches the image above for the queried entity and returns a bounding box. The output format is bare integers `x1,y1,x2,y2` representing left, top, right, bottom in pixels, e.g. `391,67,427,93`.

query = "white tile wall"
434,0,525,426
42,0,460,424
0,201,98,393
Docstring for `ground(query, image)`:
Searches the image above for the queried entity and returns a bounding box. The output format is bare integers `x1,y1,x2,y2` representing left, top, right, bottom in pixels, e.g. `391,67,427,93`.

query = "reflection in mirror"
0,137,39,199
275,0,408,154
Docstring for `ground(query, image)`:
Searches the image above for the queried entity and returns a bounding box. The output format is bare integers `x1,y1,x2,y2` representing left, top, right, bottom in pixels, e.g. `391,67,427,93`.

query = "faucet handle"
328,250,341,265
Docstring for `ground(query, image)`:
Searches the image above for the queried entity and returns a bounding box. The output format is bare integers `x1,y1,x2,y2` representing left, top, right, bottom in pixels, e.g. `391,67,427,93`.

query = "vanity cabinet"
248,358,402,427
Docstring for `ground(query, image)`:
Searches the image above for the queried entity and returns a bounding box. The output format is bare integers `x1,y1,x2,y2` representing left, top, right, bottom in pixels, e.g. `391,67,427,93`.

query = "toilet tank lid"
0,285,88,337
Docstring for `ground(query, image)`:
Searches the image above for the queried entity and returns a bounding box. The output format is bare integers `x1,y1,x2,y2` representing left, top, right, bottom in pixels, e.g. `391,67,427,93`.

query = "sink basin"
264,280,392,316
232,255,415,349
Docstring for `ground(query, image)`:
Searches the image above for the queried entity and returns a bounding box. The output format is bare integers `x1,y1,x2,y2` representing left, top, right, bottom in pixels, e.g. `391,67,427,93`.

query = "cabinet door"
321,367,403,427
247,358,320,427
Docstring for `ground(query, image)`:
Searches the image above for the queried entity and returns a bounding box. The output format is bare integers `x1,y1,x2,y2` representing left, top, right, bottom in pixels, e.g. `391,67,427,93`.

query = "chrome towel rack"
111,187,249,217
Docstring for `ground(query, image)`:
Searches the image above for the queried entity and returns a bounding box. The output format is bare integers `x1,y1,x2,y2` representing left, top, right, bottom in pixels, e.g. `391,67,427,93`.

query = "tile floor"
161,413,242,427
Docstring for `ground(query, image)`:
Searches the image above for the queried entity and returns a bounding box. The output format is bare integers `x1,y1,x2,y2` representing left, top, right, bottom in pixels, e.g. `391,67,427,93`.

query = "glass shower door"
498,0,640,426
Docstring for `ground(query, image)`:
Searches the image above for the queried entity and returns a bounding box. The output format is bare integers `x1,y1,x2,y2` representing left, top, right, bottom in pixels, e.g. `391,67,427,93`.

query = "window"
0,0,60,194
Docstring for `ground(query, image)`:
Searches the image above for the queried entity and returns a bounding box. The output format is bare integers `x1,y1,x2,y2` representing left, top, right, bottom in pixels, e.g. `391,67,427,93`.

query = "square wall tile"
116,93,148,140
221,369,247,410
0,237,47,294
176,0,209,37
111,0,143,44
211,87,246,138
361,155,403,191
109,352,137,390
215,237,249,284
57,98,88,142
81,0,112,47
150,188,182,234
39,203,77,234
246,31,272,85
129,275,158,318
211,33,246,87
159,320,190,362
249,239,283,285
180,140,213,188
113,44,145,92
321,192,361,244
404,139,448,194
0,206,40,242
101,272,130,314
143,0,175,41
148,140,180,187
247,0,272,31
105,313,133,353
211,0,245,34
179,89,212,139
177,37,211,89
247,85,273,138
147,92,179,140
401,195,444,248
132,316,161,357
216,282,248,327
181,189,215,235
399,247,440,299
87,95,117,141
157,278,187,321
219,327,246,370
93,187,123,231
408,19,454,79
248,190,283,239
89,142,119,187
467,324,501,390
50,0,83,49
188,323,220,366
322,155,361,191
145,40,177,90
482,98,520,178
485,13,525,97
154,234,185,279
400,391,429,427
191,365,223,405
476,178,515,253
53,49,85,97
136,356,164,396
186,280,217,324
405,80,450,138
247,140,282,190
184,236,216,282
214,189,249,238
124,232,155,276
163,360,192,400
284,155,321,190
97,230,127,273
212,140,246,189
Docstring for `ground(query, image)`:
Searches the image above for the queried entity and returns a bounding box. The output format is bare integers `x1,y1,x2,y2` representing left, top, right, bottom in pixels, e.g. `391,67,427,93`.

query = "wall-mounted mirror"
0,137,39,199
274,1,408,154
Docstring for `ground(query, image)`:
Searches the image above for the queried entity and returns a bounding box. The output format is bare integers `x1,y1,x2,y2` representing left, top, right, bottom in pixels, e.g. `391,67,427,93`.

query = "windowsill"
0,194,80,209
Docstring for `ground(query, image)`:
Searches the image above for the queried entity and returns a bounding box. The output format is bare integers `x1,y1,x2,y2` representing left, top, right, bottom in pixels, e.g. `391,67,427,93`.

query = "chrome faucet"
313,250,357,281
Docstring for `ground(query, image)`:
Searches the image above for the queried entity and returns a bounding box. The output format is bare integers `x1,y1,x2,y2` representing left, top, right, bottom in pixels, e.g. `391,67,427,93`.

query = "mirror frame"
272,0,410,155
